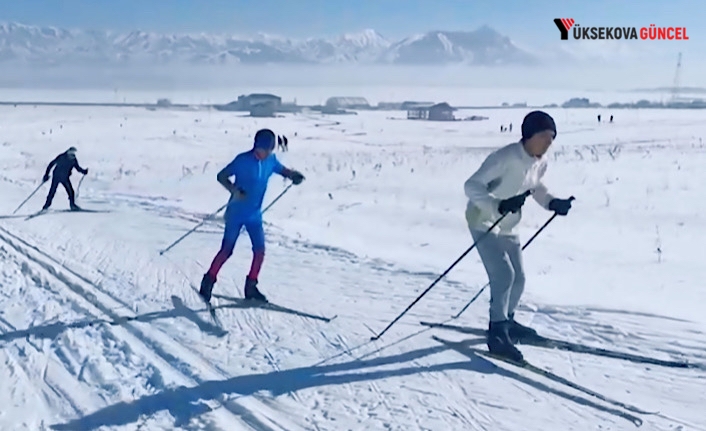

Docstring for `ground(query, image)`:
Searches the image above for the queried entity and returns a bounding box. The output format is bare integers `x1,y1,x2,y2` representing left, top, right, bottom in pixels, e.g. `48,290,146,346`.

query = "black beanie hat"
521,111,556,141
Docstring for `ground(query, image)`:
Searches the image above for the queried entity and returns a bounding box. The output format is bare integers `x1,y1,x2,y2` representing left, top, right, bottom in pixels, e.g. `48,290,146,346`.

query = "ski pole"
159,182,294,256
159,203,228,255
369,211,510,341
12,181,46,214
262,183,293,213
235,182,293,236
451,196,575,319
233,182,293,235
75,174,86,201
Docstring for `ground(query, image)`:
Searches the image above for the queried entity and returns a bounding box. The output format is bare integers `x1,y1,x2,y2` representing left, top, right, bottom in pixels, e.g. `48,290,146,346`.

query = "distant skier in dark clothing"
42,146,88,211
276,135,289,152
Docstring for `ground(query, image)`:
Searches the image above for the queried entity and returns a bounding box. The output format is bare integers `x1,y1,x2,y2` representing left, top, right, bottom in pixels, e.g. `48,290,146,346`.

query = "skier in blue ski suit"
199,129,305,303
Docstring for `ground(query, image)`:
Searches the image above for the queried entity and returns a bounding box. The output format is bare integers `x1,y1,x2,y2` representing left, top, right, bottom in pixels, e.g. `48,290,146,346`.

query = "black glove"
82,168,88,175
289,170,305,185
230,187,246,201
548,197,574,216
498,191,530,215
43,174,49,182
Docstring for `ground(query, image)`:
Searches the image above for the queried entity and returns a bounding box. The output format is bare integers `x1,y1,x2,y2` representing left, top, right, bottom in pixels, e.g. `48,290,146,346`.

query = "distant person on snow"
463,110,574,363
42,146,88,211
199,129,305,303
276,135,289,152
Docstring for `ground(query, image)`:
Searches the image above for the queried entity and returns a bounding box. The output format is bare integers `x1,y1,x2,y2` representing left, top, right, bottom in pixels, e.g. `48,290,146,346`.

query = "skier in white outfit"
464,110,574,362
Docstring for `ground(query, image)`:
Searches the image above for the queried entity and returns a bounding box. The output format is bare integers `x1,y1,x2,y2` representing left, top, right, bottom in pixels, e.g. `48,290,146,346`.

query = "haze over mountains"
0,21,543,66
0,21,696,93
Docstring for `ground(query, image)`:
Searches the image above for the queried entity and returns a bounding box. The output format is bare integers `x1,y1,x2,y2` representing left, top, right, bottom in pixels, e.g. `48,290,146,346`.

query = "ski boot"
508,313,539,343
70,203,82,211
487,320,524,363
244,277,267,302
199,273,215,303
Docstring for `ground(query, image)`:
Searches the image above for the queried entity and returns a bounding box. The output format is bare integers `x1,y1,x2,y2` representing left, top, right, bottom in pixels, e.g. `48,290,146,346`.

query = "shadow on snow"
0,294,330,345
49,335,646,430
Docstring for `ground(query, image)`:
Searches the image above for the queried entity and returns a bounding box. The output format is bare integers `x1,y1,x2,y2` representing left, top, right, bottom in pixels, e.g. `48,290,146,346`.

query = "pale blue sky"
0,0,703,46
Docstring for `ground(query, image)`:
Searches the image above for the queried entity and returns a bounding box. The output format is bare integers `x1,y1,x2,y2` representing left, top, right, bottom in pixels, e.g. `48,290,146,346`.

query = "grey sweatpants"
470,229,526,323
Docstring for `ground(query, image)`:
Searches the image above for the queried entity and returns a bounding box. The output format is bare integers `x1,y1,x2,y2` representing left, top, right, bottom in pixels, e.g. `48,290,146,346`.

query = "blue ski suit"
219,149,288,253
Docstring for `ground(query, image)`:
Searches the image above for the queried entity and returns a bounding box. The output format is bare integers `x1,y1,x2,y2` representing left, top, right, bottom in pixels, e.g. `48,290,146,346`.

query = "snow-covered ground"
0,102,704,430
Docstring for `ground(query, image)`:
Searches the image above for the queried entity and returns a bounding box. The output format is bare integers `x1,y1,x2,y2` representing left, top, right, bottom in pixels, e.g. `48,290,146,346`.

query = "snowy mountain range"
0,22,537,67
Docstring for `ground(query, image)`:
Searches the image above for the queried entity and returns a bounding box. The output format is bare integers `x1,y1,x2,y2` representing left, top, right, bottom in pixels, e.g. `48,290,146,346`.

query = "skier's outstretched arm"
532,163,574,215
532,181,556,210
73,158,88,175
273,157,305,185
43,156,59,181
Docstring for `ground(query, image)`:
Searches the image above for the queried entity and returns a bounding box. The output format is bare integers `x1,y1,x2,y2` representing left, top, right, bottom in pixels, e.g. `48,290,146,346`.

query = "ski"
190,285,222,328
57,208,111,214
202,297,222,328
170,295,226,337
420,321,702,370
476,349,656,416
432,335,650,427
24,209,48,220
213,294,337,322
23,208,109,220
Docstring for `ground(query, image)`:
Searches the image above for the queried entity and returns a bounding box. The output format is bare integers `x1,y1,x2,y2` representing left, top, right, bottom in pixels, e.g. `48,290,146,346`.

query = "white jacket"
464,141,556,235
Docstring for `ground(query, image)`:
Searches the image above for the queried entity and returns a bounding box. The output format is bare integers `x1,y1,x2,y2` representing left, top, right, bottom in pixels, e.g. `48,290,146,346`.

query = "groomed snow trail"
0,106,705,430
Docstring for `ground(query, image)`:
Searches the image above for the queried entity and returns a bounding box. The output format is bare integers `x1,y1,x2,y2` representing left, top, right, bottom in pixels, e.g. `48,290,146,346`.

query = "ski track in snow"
0,105,705,430
0,226,301,431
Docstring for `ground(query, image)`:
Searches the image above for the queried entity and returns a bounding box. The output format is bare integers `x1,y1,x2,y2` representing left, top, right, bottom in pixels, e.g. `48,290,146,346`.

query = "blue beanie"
254,129,275,150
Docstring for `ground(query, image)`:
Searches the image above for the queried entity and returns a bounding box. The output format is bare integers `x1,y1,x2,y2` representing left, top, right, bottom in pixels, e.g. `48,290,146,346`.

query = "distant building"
213,93,282,112
428,102,455,121
406,102,456,121
407,103,435,120
561,97,601,108
238,93,282,110
325,97,370,110
400,101,435,110
250,101,276,117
